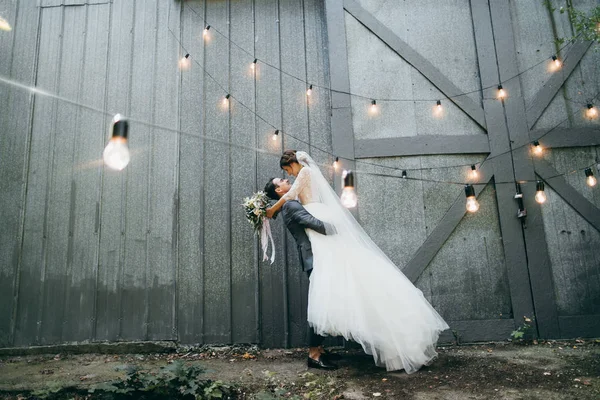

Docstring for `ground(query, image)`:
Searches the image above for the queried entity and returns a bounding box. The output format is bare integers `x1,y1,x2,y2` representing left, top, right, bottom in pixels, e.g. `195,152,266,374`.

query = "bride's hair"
279,150,298,168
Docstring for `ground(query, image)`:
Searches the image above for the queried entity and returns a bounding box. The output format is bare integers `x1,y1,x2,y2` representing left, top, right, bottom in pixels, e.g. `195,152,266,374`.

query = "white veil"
295,151,404,270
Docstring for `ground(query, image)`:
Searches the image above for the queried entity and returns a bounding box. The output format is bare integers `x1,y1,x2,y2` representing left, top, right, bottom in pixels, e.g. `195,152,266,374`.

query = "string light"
586,103,598,119
585,168,597,187
464,185,479,213
306,84,313,96
341,170,358,208
103,114,130,171
251,58,257,70
223,94,230,106
370,100,378,114
401,170,407,179
0,16,11,31
179,53,191,70
203,25,211,36
333,156,339,170
551,55,562,68
515,183,526,218
532,140,543,156
535,181,546,204
470,165,478,180
497,85,506,100
436,100,442,111
272,129,279,141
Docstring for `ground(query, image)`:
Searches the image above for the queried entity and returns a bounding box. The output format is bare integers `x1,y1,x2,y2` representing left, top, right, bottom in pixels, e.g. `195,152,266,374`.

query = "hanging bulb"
535,181,546,204
203,25,211,36
179,53,191,70
370,100,378,114
103,114,130,171
551,55,562,68
497,85,506,100
223,94,230,106
470,165,478,180
341,170,358,208
251,58,257,70
272,129,279,141
586,104,598,119
401,170,407,179
585,168,597,187
464,184,479,213
333,157,339,170
436,100,442,111
306,84,313,96
532,140,543,156
0,16,12,31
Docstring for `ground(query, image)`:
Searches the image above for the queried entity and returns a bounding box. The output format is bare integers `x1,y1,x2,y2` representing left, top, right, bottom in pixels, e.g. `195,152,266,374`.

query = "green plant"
546,1,600,45
510,316,534,341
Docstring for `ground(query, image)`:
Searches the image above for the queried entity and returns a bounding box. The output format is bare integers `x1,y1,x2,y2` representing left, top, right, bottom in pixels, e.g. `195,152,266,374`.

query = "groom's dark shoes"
307,355,337,370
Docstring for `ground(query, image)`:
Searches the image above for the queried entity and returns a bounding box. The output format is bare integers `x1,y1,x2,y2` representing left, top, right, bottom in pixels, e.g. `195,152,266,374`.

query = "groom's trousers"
306,269,325,347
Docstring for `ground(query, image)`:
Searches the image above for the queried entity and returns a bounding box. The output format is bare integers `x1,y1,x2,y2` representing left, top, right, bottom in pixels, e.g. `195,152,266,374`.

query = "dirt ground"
0,340,599,399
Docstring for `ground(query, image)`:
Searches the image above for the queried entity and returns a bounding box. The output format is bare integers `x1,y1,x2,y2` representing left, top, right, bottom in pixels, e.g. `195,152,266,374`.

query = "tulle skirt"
304,202,450,373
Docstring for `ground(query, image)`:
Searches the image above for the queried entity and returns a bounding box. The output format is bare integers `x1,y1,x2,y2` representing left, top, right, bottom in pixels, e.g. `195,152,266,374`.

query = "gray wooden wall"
0,0,598,349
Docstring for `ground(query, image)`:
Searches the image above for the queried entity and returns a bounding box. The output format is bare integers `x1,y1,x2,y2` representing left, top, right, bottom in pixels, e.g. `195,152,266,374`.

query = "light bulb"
552,55,561,68
272,130,279,141
306,85,312,96
0,16,11,31
466,197,480,213
532,141,543,156
370,100,378,114
333,157,339,170
470,165,478,180
497,85,506,99
223,94,230,106
586,104,598,119
535,181,546,204
103,115,130,171
251,58,257,70
535,191,546,204
585,168,597,187
341,187,358,208
203,25,210,36
103,138,130,171
436,100,442,111
179,54,191,70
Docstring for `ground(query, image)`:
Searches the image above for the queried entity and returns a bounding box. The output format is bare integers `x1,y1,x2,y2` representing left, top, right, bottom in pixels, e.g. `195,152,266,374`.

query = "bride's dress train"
283,152,449,373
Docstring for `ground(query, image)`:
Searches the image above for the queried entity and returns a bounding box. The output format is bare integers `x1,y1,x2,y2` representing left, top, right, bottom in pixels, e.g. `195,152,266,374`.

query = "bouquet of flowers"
242,191,276,263
242,191,270,234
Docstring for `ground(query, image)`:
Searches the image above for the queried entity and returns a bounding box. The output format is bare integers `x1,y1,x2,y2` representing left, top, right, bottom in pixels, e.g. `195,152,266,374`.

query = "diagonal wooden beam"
526,40,592,129
342,0,487,130
529,127,600,148
402,162,493,283
534,159,600,232
355,135,490,158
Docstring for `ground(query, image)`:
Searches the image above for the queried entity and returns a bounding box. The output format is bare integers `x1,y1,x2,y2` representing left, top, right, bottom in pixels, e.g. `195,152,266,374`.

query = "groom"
264,177,337,370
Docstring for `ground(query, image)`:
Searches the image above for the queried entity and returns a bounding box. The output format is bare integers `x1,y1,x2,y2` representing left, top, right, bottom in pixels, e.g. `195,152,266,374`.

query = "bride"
266,150,449,373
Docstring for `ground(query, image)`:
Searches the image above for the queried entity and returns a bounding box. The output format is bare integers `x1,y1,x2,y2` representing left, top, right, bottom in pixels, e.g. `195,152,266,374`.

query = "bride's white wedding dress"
282,152,449,373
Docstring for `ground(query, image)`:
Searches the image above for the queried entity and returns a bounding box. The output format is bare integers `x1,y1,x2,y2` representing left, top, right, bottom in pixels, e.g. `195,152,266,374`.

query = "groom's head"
264,178,292,200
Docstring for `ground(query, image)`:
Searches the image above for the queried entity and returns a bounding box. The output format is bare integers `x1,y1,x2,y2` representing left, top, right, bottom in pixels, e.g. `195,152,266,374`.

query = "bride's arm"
266,197,286,218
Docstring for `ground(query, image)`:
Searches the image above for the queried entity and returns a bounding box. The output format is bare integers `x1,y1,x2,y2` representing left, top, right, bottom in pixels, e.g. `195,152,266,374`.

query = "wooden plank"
525,41,592,130
490,0,560,338
229,0,258,344
529,127,600,148
438,319,515,343
202,0,232,344
470,0,538,335
62,2,110,342
355,135,490,158
120,0,159,341
145,0,179,341
534,159,600,232
343,0,486,129
402,164,493,283
558,315,600,339
0,0,41,347
177,0,205,345
255,0,287,348
96,0,135,342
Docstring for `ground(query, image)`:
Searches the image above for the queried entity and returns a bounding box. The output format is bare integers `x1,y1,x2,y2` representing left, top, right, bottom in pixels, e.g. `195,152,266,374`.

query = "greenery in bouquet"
243,191,271,235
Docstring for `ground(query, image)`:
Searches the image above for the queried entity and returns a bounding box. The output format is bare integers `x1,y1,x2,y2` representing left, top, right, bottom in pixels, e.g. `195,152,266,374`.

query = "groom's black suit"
281,200,328,347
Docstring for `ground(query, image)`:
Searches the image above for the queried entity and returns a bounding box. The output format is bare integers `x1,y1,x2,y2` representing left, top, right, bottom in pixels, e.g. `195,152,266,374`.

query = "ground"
0,340,598,399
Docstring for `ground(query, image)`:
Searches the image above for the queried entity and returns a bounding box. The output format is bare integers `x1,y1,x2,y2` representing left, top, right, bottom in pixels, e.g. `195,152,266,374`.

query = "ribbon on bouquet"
260,218,276,264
